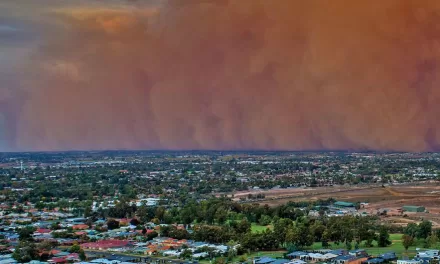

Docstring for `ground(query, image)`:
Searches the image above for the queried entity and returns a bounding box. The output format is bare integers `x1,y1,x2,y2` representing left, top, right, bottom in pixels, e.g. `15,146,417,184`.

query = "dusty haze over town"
1,0,440,152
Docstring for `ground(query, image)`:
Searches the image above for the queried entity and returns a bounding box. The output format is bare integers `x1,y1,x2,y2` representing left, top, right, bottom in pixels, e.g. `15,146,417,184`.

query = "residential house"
362,258,385,264
378,252,398,262
349,249,368,257
397,260,422,264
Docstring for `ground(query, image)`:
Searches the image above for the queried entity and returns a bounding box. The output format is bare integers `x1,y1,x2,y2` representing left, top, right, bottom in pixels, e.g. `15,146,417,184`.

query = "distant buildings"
333,201,356,209
402,205,425,213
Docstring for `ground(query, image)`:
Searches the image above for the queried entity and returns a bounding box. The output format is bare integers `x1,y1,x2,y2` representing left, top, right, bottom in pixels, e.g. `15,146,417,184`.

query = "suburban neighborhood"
1,151,440,264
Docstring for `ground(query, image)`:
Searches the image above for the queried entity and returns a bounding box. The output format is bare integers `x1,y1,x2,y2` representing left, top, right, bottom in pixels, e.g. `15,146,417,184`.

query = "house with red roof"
72,224,89,230
35,228,52,234
38,249,61,260
65,253,80,262
80,240,131,250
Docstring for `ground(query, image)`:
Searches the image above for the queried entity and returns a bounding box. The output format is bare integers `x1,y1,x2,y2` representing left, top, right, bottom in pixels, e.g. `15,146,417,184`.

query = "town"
0,151,440,264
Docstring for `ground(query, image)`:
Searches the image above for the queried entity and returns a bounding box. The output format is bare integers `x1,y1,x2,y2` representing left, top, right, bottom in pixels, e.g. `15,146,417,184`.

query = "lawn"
251,223,273,233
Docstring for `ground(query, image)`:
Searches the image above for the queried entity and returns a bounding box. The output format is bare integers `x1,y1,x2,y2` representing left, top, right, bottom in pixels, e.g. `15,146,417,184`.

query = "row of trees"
89,197,398,253
119,197,336,225
402,220,439,249
153,215,393,253
89,199,395,253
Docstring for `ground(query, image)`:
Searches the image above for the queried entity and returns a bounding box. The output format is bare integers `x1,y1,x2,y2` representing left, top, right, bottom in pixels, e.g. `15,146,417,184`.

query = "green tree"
35,202,45,211
238,255,248,263
285,224,313,249
12,241,37,263
146,231,159,241
346,241,352,251
84,206,92,218
130,218,140,226
377,226,391,247
69,243,81,253
259,215,272,226
310,221,326,242
235,218,251,234
322,230,331,248
260,229,279,250
214,257,226,264
106,219,120,230
273,218,293,244
404,223,418,237
436,229,440,240
425,233,438,248
155,207,166,221
51,222,61,230
214,207,228,224
18,226,35,242
79,250,87,261
180,249,192,260
285,227,301,246
137,204,155,223
38,240,57,251
168,227,190,240
417,220,432,240
354,242,359,250
227,241,238,261
402,234,414,251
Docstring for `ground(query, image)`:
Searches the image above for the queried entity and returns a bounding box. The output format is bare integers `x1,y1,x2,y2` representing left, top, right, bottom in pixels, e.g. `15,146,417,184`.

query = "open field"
234,182,440,205
233,185,378,202
234,182,440,227
251,223,273,233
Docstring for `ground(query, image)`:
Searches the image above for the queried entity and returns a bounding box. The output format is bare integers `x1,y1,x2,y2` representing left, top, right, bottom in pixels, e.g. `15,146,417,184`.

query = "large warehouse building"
333,201,356,208
402,205,425,212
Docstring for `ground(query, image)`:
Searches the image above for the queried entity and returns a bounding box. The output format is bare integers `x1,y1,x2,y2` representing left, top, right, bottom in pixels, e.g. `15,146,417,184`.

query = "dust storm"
2,0,440,151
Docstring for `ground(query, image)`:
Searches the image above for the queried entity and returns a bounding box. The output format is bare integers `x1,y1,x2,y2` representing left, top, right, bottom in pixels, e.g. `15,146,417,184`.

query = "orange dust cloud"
7,0,440,151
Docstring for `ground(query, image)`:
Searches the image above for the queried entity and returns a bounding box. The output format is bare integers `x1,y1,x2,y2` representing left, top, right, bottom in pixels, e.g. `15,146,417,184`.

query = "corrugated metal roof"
334,201,355,207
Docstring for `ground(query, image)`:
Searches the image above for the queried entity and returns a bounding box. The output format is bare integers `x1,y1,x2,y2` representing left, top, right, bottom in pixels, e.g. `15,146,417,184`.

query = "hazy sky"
2,0,440,152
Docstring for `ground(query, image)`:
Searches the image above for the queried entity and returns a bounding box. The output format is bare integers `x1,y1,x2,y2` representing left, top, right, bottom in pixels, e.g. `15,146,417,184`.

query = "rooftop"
334,201,355,207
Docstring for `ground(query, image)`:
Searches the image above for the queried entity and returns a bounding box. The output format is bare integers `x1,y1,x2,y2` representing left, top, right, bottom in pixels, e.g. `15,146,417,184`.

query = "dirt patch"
232,182,440,227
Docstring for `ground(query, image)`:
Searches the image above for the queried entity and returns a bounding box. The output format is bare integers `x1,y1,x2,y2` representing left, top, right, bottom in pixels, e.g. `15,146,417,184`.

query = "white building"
397,260,422,264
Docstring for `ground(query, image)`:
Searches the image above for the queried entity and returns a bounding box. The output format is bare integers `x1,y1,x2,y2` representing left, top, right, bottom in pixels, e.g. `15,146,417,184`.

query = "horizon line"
0,148,436,155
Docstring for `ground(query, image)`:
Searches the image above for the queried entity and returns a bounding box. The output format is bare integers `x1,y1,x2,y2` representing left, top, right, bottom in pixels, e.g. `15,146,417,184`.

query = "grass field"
251,223,273,233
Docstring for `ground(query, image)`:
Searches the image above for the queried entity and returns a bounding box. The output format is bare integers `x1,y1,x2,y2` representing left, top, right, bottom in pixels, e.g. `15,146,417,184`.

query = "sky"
1,0,440,152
